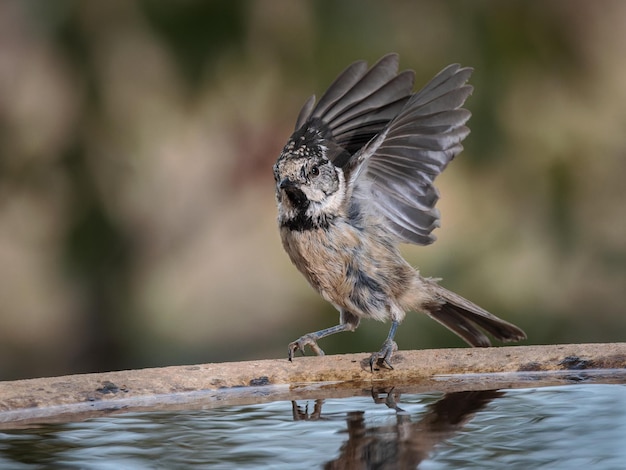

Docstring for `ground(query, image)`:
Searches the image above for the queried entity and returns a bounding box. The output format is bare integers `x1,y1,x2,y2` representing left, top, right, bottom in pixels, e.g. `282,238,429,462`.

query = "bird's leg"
288,309,359,361
369,320,399,371
288,324,349,359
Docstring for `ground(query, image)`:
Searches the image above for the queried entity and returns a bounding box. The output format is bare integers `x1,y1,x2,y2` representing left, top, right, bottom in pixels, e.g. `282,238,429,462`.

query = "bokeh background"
1,0,625,380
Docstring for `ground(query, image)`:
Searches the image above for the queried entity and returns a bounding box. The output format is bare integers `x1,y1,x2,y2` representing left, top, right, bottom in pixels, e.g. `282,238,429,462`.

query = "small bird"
273,54,526,370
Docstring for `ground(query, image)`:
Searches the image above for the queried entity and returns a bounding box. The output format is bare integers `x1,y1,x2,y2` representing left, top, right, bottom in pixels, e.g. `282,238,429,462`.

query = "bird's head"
274,126,346,229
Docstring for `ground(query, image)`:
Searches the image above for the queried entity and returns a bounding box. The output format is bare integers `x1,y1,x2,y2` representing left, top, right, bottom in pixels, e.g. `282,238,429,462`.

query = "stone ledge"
1,343,625,428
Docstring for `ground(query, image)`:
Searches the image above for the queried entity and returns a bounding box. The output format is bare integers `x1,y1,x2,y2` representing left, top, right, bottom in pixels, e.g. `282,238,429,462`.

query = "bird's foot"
369,339,398,371
288,334,326,361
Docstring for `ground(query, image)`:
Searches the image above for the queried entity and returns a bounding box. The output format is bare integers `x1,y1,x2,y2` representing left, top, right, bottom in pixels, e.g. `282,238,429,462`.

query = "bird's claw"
288,334,325,361
369,339,398,371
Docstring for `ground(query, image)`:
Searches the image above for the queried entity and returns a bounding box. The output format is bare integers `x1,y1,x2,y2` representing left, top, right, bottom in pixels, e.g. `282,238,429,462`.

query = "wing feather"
351,63,473,244
288,56,473,245
292,54,415,159
311,60,369,120
322,54,401,123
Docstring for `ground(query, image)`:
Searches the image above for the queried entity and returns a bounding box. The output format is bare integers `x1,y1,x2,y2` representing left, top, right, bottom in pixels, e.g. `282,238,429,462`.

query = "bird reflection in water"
292,389,503,468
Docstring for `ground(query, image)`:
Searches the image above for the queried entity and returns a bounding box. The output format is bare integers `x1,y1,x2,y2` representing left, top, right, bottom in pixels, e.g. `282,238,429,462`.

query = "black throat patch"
281,211,333,232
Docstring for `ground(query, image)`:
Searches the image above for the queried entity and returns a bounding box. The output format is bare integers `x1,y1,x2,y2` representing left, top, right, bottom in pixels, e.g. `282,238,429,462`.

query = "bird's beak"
278,178,307,206
279,178,296,190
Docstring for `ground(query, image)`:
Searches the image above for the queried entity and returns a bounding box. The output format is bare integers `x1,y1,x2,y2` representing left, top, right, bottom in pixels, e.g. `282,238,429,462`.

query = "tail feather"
426,285,527,347
428,307,492,347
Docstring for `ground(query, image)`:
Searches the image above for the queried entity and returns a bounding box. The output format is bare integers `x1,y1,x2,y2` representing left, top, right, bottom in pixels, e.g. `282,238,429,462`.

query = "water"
1,384,624,469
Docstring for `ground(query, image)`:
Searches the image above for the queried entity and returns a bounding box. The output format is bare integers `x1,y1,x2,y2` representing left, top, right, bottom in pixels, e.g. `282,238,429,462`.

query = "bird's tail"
425,284,526,347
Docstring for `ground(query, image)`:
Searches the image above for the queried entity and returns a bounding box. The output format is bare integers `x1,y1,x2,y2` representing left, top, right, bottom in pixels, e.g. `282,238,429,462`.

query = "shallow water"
1,383,624,469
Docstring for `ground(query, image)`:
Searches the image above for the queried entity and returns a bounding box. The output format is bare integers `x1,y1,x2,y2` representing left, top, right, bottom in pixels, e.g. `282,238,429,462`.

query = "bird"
273,53,526,370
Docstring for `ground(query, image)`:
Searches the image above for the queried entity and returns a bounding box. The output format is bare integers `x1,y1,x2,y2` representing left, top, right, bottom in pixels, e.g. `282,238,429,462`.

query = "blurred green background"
1,0,625,380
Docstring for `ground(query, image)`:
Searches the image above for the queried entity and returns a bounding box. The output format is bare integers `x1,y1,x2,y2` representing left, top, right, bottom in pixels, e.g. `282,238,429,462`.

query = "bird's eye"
310,165,320,177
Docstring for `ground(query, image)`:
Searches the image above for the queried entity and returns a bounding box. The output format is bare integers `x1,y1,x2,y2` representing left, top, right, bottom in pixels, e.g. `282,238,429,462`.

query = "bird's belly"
280,225,411,321
280,226,355,299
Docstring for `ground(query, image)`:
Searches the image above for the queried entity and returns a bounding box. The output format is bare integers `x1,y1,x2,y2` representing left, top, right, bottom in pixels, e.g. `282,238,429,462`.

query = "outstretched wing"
349,64,473,245
293,54,415,166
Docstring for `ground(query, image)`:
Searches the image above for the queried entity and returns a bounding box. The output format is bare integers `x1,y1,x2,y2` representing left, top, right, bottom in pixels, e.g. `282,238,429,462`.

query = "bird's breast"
280,219,414,319
280,221,358,298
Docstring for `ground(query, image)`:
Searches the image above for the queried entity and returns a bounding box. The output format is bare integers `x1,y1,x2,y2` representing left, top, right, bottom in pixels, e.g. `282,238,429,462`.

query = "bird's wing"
293,54,415,166
348,64,473,245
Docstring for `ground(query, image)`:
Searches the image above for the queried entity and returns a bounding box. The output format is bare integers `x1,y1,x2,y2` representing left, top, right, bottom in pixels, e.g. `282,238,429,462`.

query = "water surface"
1,384,624,468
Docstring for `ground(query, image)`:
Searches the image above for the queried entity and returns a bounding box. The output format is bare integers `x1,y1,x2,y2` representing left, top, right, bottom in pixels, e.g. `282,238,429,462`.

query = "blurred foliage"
141,0,248,87
0,0,625,380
